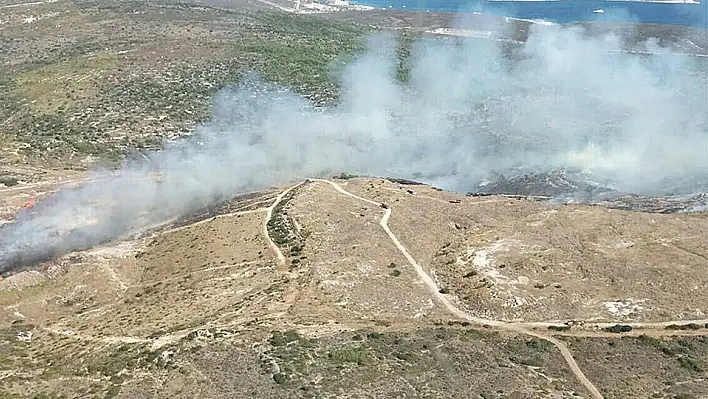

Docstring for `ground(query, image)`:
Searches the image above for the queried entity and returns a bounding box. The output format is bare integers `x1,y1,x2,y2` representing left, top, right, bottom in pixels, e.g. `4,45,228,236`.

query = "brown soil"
2,176,707,398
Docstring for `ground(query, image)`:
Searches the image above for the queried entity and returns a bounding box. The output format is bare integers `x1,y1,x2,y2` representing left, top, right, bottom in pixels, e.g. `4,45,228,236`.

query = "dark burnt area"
469,170,611,198
594,193,708,214
0,189,274,275
385,177,426,186
0,222,111,276
469,170,708,214
159,190,273,231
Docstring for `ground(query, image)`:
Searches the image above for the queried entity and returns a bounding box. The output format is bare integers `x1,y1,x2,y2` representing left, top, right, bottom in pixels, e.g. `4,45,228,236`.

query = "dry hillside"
1,176,707,399
2,0,708,398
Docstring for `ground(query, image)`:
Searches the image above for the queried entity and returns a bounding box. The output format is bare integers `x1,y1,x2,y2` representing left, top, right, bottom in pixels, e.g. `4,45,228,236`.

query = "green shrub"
0,176,19,186
677,357,703,373
273,372,287,385
328,347,367,365
603,324,632,333
269,330,301,347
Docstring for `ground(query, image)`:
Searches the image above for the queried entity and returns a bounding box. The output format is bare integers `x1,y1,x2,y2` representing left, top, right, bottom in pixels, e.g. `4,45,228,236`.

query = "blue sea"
351,0,708,28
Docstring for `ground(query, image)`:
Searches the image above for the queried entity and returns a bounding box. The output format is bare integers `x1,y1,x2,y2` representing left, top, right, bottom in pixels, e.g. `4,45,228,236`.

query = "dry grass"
339,178,708,323
284,181,449,325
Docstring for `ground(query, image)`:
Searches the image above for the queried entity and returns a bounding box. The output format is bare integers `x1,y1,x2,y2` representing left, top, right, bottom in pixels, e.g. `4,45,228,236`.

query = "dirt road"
267,179,708,397
275,179,606,399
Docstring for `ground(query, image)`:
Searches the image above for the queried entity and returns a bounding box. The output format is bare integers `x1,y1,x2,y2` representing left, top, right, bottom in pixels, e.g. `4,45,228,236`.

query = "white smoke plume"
1,21,707,271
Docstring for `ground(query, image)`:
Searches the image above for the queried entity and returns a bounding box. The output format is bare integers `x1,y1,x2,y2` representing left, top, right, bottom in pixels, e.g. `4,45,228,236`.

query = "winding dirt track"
266,178,708,398
266,179,605,399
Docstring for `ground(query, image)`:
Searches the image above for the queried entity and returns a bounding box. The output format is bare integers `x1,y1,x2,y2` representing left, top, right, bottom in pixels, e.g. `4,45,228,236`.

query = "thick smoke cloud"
1,21,707,272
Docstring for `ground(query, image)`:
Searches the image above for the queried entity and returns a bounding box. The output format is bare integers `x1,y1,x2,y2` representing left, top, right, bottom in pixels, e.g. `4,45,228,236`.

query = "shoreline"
471,0,701,3
310,2,708,55
346,0,707,29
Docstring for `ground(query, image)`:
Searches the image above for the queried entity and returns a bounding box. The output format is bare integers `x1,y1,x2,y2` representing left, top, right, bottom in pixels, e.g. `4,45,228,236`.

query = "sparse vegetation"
328,347,367,364
562,335,708,397
0,176,19,187
267,185,308,267
0,2,367,166
603,324,633,333
665,323,702,331
269,330,303,347
677,356,703,372
273,372,288,384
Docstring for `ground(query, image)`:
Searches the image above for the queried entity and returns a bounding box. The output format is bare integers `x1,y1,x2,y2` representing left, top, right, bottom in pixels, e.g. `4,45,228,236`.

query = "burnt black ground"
468,169,708,213
0,188,273,275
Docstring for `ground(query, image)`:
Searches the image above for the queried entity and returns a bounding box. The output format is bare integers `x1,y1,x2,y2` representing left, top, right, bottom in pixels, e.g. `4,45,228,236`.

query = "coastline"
482,0,701,3
203,0,708,54
310,1,708,56
346,0,707,29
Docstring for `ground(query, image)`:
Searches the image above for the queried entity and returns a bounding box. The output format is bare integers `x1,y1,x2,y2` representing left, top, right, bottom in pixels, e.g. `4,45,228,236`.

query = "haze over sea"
351,0,708,28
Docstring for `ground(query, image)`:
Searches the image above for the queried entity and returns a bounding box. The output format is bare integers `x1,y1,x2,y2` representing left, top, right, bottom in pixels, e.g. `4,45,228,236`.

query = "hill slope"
1,176,707,399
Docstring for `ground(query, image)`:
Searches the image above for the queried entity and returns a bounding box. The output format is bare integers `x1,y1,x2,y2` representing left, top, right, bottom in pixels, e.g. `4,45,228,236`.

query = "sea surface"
351,0,708,28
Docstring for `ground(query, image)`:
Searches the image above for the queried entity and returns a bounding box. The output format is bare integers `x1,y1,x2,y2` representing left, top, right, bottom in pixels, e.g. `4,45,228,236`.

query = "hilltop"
1,175,708,398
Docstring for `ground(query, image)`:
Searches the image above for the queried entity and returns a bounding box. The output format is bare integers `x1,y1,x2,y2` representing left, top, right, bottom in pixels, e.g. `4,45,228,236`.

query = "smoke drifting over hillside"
2,21,707,272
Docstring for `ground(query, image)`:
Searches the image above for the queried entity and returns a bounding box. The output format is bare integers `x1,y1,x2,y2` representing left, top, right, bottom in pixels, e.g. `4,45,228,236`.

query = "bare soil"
339,177,708,323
